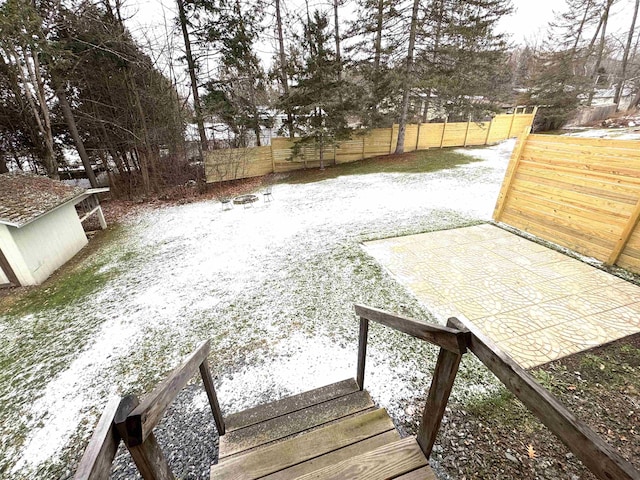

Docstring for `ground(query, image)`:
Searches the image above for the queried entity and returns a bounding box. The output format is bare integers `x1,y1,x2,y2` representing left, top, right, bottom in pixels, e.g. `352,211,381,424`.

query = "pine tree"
200,0,268,147
287,10,354,169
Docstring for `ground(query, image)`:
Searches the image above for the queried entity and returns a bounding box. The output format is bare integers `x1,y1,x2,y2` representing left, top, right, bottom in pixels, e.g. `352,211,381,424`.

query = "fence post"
362,135,366,160
415,123,421,151
493,125,531,222
485,117,494,145
389,127,394,154
439,117,448,148
507,108,517,138
270,142,275,173
463,115,471,147
606,198,640,266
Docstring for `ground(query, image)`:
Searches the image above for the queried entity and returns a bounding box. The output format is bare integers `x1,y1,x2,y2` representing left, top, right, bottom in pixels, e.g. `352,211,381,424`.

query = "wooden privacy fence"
494,130,640,274
205,108,537,183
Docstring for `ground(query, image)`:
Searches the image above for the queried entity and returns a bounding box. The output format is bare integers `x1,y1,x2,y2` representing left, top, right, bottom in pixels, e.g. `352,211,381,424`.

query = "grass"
283,148,484,184
2,227,124,317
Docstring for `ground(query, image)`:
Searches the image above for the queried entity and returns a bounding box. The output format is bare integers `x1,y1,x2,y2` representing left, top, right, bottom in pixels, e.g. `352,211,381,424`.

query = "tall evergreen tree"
287,10,353,169
200,0,268,147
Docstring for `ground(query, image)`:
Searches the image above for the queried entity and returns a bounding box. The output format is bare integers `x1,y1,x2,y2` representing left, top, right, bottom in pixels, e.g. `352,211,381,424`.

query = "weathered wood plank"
126,341,210,446
115,395,175,480
292,438,428,480
449,317,640,480
199,359,225,435
354,304,466,354
262,431,400,480
74,396,122,480
219,391,375,459
211,409,396,480
416,318,466,458
394,466,437,480
225,379,359,433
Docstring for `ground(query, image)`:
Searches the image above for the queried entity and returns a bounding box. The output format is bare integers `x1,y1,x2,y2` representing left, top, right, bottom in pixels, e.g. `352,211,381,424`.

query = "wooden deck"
211,378,436,480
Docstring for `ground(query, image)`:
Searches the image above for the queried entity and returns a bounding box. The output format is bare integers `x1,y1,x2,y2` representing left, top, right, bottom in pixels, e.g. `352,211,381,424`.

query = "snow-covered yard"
1,140,517,479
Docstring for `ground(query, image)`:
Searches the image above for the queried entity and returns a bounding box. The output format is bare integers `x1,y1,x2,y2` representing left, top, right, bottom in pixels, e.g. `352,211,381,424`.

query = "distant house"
0,173,108,287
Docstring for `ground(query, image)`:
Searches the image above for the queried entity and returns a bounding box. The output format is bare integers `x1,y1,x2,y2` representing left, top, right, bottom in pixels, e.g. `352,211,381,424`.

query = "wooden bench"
211,378,435,480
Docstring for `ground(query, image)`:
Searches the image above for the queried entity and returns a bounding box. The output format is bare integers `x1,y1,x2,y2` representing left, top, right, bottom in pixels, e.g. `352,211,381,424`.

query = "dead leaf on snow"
527,444,537,459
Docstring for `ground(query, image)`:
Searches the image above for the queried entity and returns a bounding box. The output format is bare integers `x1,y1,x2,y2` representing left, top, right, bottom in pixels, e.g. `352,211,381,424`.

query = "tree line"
1,0,639,194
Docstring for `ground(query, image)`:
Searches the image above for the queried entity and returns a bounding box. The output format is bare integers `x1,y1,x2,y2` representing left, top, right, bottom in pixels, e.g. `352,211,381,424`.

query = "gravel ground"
1,140,516,479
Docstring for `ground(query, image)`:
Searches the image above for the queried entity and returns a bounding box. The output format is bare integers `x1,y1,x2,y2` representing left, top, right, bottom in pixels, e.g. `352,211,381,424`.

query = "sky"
122,0,639,96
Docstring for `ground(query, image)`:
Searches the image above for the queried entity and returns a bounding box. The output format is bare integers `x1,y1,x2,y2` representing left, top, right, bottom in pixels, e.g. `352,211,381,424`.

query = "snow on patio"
1,140,516,479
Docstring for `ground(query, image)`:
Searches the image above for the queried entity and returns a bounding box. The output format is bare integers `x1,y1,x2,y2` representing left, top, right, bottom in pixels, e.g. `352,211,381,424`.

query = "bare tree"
614,0,640,107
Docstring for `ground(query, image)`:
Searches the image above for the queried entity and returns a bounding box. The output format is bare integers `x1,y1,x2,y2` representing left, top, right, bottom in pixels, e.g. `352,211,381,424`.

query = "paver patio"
364,224,640,368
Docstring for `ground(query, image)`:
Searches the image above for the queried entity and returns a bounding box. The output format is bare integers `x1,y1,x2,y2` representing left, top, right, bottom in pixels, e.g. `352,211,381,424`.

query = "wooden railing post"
356,317,369,390
74,397,122,480
115,395,175,480
199,359,226,435
416,318,467,458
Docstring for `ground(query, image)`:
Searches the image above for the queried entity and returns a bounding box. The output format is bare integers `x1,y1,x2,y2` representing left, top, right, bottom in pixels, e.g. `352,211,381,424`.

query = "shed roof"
0,172,86,228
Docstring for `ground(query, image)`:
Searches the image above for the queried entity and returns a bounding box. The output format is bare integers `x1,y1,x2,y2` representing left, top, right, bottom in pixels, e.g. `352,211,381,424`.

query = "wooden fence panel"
205,146,272,183
205,112,535,183
364,128,393,158
494,133,640,273
442,123,469,147
336,138,365,164
466,122,491,146
488,115,515,143
418,123,445,149
403,124,420,152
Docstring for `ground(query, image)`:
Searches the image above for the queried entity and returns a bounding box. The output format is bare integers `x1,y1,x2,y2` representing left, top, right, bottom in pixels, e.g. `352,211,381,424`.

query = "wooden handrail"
354,305,468,459
354,304,468,354
73,397,122,480
449,317,640,480
122,340,225,447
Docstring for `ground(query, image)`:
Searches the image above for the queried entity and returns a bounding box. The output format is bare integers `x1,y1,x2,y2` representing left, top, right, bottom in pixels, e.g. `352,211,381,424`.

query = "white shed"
0,172,108,287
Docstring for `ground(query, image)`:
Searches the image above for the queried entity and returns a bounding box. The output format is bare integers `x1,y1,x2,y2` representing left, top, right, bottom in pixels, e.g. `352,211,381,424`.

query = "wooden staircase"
211,378,435,480
74,304,640,480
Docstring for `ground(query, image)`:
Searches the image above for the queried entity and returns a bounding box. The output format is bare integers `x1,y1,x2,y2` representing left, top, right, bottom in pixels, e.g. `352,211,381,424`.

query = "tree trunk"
586,0,613,106
370,0,384,116
395,0,420,155
177,0,207,155
570,0,593,58
422,0,445,123
275,0,294,138
0,153,8,174
56,83,99,187
614,0,639,107
334,0,341,73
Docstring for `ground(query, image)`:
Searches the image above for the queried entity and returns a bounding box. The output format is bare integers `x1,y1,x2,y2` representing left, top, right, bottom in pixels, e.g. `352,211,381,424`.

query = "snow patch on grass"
2,139,516,478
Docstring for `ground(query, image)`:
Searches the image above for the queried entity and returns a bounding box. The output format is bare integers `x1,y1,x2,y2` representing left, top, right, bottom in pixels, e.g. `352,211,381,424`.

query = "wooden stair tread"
291,437,431,480
210,409,398,480
219,390,375,459
225,378,360,433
